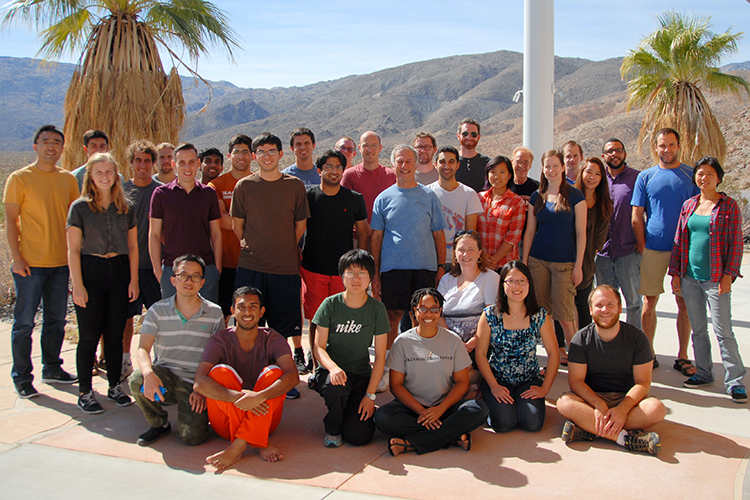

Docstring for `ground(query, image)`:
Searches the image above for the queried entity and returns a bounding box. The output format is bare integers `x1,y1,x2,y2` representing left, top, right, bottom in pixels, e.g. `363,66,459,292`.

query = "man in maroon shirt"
149,143,222,303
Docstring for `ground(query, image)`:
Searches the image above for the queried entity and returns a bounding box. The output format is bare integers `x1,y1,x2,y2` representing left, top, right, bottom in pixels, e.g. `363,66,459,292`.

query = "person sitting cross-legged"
193,286,300,471
556,285,666,455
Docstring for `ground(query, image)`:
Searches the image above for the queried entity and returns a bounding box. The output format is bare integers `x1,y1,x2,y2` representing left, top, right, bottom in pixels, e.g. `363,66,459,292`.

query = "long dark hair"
495,260,540,318
575,157,613,221
534,149,571,215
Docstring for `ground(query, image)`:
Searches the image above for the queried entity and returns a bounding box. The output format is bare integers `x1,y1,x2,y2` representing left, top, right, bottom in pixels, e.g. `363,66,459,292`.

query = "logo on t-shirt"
334,320,362,334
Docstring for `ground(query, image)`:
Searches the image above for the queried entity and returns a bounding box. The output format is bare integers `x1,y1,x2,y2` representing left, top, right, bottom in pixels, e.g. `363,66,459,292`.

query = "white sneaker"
376,370,390,393
120,358,134,382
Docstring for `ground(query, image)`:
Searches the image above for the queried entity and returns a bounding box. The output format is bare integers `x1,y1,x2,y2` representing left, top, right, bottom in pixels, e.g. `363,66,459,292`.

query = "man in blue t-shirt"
631,128,699,369
371,145,447,351
281,127,320,188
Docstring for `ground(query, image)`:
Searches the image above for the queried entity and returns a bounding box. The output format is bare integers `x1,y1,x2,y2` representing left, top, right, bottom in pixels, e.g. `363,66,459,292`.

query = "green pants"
129,366,208,445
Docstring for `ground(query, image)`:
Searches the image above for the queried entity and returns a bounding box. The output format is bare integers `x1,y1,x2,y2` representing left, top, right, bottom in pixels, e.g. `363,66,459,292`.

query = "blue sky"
1,0,749,89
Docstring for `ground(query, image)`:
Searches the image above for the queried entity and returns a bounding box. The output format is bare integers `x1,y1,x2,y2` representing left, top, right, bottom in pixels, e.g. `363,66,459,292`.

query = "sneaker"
324,434,343,448
731,386,748,404
624,429,661,455
41,368,78,384
107,385,134,407
376,370,389,393
78,390,104,414
137,422,171,446
684,375,712,389
15,382,39,399
120,358,134,382
561,420,595,443
286,387,300,399
295,351,309,375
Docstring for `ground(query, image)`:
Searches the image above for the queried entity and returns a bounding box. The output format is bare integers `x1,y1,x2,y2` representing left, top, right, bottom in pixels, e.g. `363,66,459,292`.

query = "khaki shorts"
638,248,671,296
528,256,576,322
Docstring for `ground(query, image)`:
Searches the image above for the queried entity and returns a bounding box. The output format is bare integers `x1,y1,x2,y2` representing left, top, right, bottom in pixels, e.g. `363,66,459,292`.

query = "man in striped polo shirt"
129,254,224,446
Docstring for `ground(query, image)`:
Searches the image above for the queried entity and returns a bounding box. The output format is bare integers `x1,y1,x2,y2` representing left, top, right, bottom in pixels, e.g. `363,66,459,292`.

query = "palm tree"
621,11,749,165
2,0,240,175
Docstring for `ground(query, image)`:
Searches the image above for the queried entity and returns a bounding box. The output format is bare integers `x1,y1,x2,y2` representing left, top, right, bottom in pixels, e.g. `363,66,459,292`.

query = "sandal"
673,358,696,376
454,433,471,451
388,437,415,456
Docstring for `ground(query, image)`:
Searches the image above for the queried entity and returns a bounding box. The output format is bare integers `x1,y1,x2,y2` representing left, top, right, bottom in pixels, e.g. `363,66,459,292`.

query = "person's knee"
556,393,577,418
343,421,375,446
641,398,666,424
179,424,208,446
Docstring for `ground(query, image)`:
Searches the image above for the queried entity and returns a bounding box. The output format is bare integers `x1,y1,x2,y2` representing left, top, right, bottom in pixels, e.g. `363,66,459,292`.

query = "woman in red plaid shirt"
477,156,526,272
668,156,746,404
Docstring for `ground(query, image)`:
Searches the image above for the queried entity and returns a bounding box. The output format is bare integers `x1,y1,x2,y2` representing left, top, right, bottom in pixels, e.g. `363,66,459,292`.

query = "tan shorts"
638,248,671,296
528,256,576,322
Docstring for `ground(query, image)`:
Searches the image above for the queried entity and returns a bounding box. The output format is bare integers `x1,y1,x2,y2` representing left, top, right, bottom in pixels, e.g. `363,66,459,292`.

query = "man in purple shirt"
594,139,642,329
149,143,222,302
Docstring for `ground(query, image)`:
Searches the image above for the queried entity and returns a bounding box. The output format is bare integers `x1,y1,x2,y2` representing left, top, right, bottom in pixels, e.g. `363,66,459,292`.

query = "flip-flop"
388,437,415,456
673,358,696,376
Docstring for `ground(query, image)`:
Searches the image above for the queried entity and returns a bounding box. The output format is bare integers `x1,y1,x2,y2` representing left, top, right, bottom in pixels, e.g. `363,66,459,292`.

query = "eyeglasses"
414,145,434,151
343,270,369,279
323,164,345,171
504,279,529,287
604,148,625,155
461,132,478,138
336,146,355,153
255,149,279,157
416,306,441,314
174,273,204,283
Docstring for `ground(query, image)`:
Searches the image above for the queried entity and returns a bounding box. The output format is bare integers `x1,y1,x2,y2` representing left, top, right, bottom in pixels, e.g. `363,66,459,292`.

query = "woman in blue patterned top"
475,260,559,432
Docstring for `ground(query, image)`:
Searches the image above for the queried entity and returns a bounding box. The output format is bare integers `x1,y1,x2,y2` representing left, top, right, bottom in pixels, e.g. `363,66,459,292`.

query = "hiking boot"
41,368,78,384
137,423,171,446
15,382,39,399
78,390,104,414
295,351,309,375
107,385,134,407
624,429,661,455
561,420,595,443
731,386,748,404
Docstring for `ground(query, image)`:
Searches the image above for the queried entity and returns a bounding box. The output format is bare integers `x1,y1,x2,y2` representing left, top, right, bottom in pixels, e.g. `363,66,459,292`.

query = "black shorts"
380,269,436,311
235,267,302,338
127,268,162,318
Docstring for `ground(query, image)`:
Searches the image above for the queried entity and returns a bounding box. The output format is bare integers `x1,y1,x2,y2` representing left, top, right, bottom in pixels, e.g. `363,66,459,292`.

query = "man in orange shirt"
208,134,253,322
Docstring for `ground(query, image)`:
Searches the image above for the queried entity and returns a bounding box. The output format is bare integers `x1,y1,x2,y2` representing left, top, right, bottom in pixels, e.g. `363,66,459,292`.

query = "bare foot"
206,439,248,472
455,433,471,451
389,438,415,456
257,444,284,462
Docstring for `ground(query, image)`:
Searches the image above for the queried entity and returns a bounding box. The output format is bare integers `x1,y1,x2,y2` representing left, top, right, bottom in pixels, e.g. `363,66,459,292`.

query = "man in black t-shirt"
556,285,666,455
456,119,490,192
301,149,369,375
508,146,540,203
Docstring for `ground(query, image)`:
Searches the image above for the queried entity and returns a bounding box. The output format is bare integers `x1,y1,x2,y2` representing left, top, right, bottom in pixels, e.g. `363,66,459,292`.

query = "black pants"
316,368,375,446
575,281,593,330
75,255,130,392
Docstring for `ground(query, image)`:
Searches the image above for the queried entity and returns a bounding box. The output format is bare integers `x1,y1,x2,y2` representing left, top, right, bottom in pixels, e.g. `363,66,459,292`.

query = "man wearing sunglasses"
456,119,490,193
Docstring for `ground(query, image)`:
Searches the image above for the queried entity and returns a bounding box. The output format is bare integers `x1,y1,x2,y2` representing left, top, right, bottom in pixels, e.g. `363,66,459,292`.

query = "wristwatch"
365,392,376,401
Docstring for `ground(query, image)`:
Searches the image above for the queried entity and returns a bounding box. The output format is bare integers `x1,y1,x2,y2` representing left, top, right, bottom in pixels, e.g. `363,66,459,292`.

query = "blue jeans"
160,263,220,304
595,252,642,329
680,276,746,392
481,378,546,432
11,266,70,384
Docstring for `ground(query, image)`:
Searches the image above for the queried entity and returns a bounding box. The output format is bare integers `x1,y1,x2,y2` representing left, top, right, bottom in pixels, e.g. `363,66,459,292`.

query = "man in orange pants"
194,286,300,471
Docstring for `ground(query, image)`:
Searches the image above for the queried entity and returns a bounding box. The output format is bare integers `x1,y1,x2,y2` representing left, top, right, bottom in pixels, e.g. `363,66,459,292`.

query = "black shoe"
77,390,104,414
42,368,78,384
15,382,39,399
305,350,314,373
107,385,134,407
307,373,317,391
295,351,309,375
137,423,171,446
286,387,300,399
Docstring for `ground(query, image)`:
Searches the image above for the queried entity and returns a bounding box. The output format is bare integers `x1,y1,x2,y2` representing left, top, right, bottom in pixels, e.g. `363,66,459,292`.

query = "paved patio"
1,263,749,500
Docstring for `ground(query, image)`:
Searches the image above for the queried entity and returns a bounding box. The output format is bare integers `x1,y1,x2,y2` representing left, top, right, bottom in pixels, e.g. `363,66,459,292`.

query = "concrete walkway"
1,264,749,500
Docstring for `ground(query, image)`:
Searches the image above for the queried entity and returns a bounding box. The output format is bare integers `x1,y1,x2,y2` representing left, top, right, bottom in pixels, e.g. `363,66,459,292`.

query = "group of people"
4,119,745,469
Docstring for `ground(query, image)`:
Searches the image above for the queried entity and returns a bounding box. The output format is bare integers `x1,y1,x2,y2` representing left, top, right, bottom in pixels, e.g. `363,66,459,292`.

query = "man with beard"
208,134,253,322
456,119,490,192
153,143,175,184
594,139,643,330
414,132,439,185
556,285,666,455
631,128,698,369
194,287,299,470
301,150,368,378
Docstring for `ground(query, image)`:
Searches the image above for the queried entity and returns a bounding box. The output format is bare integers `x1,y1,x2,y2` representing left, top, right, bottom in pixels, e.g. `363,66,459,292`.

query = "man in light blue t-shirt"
631,128,699,369
371,145,447,351
281,127,320,188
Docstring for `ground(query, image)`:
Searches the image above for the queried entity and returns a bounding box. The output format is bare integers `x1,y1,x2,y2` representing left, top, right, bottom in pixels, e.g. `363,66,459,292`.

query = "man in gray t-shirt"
556,285,666,455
